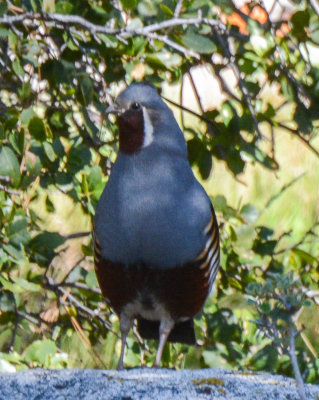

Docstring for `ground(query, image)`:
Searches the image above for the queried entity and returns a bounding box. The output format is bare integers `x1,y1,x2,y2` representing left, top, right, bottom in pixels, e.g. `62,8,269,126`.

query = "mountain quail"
93,82,220,369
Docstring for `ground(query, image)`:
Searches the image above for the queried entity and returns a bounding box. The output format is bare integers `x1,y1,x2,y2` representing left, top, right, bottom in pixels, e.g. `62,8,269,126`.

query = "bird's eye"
131,102,141,110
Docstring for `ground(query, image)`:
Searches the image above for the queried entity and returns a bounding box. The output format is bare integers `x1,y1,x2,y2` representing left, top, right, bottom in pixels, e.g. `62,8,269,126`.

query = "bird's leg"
154,317,175,368
117,313,133,370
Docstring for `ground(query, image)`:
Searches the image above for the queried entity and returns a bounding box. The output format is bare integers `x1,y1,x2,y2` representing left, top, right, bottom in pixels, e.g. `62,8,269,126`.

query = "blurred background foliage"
0,0,319,384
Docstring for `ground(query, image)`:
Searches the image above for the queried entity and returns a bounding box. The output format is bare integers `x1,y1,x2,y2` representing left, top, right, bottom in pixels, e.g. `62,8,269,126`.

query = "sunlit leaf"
0,146,21,187
181,30,216,54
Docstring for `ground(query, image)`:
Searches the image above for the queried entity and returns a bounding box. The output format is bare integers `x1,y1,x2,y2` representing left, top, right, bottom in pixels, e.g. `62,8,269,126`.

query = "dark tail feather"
137,318,196,345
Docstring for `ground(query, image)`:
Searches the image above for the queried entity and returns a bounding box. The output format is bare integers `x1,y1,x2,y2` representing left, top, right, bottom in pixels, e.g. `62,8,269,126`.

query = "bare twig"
60,281,102,296
259,0,312,109
214,71,242,103
0,184,21,195
63,231,91,240
180,76,185,129
274,221,319,255
309,0,319,17
16,310,41,326
0,175,11,182
57,285,113,331
146,31,200,59
162,96,220,133
59,255,87,285
45,276,114,333
288,326,307,400
214,32,264,139
9,297,19,351
273,122,319,158
188,71,204,114
174,0,184,18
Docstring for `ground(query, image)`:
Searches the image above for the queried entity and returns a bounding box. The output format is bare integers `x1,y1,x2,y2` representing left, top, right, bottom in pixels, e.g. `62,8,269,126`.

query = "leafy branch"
247,274,313,400
0,11,231,59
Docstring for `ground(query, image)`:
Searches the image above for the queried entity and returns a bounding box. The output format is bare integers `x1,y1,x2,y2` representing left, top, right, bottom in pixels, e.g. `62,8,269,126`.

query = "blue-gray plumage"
94,82,220,369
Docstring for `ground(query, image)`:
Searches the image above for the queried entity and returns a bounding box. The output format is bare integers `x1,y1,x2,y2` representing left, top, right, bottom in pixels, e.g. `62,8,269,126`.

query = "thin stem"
309,0,319,17
0,184,21,195
63,231,91,240
288,326,306,400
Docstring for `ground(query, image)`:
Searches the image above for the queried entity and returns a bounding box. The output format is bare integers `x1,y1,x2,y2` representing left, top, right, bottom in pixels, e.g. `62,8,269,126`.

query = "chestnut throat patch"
118,108,144,154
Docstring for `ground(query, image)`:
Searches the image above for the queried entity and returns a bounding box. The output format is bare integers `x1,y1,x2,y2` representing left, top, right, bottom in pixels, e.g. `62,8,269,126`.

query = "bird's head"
107,82,172,155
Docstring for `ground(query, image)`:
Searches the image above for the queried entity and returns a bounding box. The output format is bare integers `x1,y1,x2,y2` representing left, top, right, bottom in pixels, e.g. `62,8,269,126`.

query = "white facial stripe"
142,107,154,148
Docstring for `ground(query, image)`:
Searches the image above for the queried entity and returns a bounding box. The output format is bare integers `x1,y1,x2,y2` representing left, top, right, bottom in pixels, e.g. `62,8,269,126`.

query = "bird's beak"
106,103,122,115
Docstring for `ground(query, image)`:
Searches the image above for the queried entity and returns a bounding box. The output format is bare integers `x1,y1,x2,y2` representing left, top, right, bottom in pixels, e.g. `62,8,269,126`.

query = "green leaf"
221,103,234,127
259,303,271,314
0,291,15,312
0,275,23,294
240,204,259,224
55,1,73,14
11,277,41,292
2,244,25,261
0,146,21,187
0,28,9,37
12,59,24,78
127,17,144,30
81,107,99,139
18,82,32,102
147,51,182,69
87,165,103,189
292,248,317,264
6,217,30,246
20,108,36,126
25,339,57,366
253,240,277,255
29,117,46,141
45,194,55,212
187,137,212,179
85,270,98,289
0,3,8,17
291,10,310,35
42,0,55,12
79,75,93,105
137,1,158,16
29,232,66,264
212,195,227,213
97,34,118,48
43,142,57,162
181,30,216,54
121,0,138,10
160,4,173,16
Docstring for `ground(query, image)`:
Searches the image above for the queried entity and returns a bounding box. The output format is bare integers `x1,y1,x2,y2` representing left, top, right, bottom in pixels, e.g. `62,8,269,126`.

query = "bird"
93,82,220,369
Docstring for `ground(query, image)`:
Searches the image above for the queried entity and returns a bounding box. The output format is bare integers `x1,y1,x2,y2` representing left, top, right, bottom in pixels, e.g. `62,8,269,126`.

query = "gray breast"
94,148,211,268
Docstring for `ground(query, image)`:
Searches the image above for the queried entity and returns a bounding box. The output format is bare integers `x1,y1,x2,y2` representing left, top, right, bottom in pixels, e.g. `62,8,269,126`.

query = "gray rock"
0,368,318,400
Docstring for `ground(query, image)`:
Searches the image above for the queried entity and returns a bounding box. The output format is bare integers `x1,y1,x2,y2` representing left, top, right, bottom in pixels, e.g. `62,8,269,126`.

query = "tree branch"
16,310,41,326
57,285,113,332
60,281,102,296
0,12,238,60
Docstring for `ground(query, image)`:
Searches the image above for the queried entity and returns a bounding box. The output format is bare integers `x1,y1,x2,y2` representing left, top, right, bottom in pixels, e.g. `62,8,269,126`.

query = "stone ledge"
0,367,319,400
